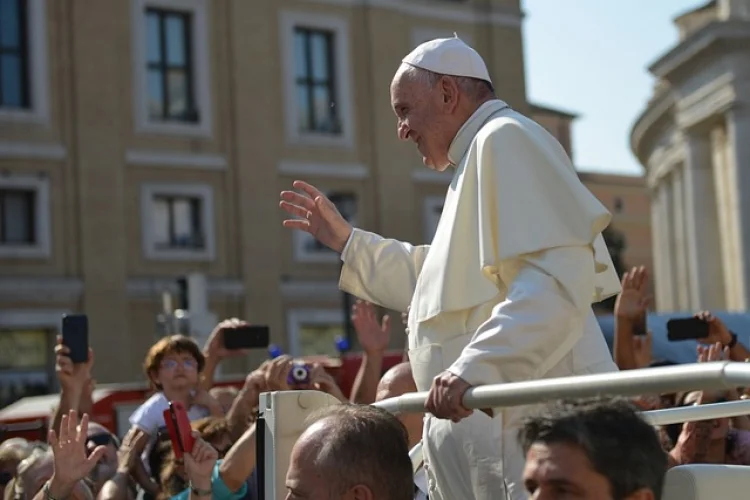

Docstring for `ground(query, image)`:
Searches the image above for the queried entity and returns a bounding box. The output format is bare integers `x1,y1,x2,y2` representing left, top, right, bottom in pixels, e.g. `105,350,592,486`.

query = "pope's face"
390,66,455,171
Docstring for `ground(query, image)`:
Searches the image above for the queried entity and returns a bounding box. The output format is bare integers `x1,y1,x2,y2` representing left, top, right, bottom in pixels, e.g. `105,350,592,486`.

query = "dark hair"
518,397,667,500
304,404,413,500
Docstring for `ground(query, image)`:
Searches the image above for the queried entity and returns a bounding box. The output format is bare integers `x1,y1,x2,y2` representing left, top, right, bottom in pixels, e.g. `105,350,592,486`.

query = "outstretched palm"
351,300,391,353
279,180,353,253
48,411,106,487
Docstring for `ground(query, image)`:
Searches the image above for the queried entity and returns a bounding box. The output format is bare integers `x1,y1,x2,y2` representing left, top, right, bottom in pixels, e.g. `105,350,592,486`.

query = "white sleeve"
338,228,430,312
129,394,168,435
447,246,595,386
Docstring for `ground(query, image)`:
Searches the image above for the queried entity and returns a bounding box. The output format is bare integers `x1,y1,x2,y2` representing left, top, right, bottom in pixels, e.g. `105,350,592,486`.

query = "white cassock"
338,99,622,500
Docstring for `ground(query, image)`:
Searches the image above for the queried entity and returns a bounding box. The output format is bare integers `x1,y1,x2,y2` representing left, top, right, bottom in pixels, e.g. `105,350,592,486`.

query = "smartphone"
667,317,709,342
61,314,89,364
223,325,270,350
163,401,194,459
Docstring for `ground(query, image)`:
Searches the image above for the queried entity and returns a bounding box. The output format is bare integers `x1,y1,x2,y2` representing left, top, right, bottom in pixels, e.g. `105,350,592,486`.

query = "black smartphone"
666,317,709,342
223,325,270,350
61,314,89,363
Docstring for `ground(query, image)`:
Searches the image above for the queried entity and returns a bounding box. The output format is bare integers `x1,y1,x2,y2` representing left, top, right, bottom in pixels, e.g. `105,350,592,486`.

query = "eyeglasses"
161,359,198,370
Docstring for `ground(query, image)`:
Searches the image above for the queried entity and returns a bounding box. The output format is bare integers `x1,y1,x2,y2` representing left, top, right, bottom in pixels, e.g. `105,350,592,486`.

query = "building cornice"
630,91,676,168
649,21,750,79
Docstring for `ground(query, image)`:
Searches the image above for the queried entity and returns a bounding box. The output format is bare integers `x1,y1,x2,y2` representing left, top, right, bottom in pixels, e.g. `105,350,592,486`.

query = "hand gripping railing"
373,361,750,414
374,362,750,475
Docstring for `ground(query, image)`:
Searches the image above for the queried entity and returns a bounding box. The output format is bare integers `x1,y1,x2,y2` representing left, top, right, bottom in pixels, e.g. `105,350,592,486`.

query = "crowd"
0,265,747,500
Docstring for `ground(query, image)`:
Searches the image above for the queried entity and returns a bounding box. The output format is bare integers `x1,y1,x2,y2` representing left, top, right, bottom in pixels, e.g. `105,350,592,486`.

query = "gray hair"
396,63,495,100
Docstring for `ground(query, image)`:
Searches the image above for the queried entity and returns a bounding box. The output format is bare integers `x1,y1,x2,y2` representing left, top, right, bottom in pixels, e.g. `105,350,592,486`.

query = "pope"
279,36,621,500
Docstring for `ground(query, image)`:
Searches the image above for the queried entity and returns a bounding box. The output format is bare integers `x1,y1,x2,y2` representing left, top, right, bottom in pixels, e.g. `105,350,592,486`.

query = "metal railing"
373,361,750,414
373,362,750,476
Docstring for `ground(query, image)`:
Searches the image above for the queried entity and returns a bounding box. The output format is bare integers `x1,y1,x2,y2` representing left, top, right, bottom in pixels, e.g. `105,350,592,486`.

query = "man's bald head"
376,363,423,449
376,362,417,402
286,405,413,500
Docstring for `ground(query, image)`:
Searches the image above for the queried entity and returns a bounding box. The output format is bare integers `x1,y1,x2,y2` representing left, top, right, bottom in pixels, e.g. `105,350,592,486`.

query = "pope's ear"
439,75,460,107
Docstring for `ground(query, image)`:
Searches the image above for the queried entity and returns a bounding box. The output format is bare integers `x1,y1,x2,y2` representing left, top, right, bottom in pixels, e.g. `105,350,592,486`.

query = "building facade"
0,0,527,397
631,0,750,313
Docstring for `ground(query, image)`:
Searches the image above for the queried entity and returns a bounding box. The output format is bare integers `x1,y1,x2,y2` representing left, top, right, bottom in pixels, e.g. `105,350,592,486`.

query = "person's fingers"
279,201,312,221
381,314,391,332
58,413,69,444
280,190,316,210
281,218,313,231
54,343,70,355
48,428,58,448
621,269,632,289
86,446,106,469
77,413,89,444
86,348,95,368
292,180,325,201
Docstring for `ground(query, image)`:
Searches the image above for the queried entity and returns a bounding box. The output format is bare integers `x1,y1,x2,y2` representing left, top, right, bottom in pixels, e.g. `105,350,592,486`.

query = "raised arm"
280,180,429,312
339,229,429,312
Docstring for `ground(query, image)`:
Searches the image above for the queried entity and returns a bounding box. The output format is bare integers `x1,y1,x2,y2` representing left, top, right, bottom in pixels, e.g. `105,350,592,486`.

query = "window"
294,27,339,134
141,183,215,261
294,191,357,262
0,187,34,244
286,309,344,357
0,328,51,407
132,0,211,136
0,175,50,258
152,194,204,250
423,196,444,243
0,0,29,109
146,8,197,123
280,11,354,147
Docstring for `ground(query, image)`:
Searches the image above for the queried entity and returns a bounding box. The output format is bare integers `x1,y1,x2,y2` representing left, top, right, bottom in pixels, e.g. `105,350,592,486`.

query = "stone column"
651,183,671,311
671,167,692,311
725,107,750,309
683,132,725,310
656,177,676,311
711,124,742,310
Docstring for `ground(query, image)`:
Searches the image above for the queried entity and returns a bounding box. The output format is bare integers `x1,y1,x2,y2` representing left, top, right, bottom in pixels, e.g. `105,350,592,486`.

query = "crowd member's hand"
47,411,106,498
55,336,94,395
117,428,149,475
204,318,251,360
351,300,391,354
306,364,347,402
614,266,650,322
183,433,218,494
280,181,353,253
632,331,653,369
695,311,734,346
192,389,224,416
632,394,661,411
264,355,294,391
